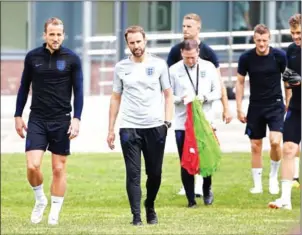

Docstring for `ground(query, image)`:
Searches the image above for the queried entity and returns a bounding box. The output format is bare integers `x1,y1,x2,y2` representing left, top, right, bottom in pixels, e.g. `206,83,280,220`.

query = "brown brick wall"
1,60,237,96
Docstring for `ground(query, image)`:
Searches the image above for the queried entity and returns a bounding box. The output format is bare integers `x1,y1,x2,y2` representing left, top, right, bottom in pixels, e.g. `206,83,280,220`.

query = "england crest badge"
200,71,206,78
146,67,155,76
56,60,66,71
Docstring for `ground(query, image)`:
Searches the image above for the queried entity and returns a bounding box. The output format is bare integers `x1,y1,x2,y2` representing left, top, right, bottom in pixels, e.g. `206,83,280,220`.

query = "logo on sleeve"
146,67,155,76
56,60,66,71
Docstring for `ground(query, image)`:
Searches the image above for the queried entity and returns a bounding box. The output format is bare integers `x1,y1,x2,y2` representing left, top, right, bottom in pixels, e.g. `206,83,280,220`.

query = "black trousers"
120,125,167,216
175,130,212,203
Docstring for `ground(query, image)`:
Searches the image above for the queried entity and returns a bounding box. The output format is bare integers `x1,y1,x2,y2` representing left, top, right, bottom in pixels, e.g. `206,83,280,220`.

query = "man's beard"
48,42,60,51
131,47,145,57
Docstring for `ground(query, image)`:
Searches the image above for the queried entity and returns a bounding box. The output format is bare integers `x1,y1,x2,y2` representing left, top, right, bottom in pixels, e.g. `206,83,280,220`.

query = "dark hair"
180,39,199,51
124,25,145,42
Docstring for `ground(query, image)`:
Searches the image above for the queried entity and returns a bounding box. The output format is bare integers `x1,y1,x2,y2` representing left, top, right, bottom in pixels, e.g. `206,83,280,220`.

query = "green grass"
1,152,300,234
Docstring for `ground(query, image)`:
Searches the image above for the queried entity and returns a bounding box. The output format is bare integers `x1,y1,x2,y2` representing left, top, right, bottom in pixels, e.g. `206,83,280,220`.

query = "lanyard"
184,64,199,96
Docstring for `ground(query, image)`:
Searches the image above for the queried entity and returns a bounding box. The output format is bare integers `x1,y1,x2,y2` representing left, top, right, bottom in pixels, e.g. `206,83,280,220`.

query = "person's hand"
15,117,27,138
283,68,301,88
183,93,195,105
223,110,232,124
68,118,80,140
181,94,187,102
237,110,247,123
181,90,188,102
285,104,289,112
107,131,115,150
197,95,205,103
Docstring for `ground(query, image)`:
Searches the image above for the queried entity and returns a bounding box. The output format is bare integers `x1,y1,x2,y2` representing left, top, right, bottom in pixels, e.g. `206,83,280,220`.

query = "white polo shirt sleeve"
112,63,123,94
159,60,172,91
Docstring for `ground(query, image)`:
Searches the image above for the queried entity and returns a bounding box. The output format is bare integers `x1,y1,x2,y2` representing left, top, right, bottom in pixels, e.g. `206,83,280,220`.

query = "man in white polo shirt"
107,25,173,226
170,39,221,207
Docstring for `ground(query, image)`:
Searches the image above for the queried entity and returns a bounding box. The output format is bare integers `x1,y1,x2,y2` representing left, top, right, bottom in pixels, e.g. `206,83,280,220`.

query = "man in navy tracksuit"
14,17,83,225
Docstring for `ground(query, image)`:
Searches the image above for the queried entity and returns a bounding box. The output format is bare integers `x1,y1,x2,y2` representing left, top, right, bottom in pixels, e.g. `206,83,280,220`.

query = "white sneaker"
177,186,186,195
48,214,59,225
268,198,292,210
269,178,280,195
31,197,48,224
250,187,263,194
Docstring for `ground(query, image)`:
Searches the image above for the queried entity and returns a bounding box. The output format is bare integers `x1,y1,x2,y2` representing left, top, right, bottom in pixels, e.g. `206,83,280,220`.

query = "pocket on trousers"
161,124,168,137
119,129,130,145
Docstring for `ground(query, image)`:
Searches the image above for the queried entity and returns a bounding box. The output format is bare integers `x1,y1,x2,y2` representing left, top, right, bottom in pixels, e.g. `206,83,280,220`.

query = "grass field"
1,152,300,234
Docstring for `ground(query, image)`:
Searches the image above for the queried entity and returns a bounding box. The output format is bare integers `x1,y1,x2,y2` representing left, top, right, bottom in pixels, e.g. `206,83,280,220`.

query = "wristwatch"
164,121,172,128
203,95,208,103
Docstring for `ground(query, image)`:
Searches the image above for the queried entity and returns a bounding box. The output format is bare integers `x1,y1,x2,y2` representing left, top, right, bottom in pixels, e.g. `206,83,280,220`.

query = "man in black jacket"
14,17,84,225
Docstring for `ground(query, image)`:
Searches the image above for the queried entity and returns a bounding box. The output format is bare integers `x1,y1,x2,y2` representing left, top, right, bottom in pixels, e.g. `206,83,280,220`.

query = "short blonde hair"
44,17,64,33
183,13,202,27
289,13,301,28
124,25,146,42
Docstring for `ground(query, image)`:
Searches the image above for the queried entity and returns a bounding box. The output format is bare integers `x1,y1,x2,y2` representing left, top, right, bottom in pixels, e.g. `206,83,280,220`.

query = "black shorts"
245,101,285,139
283,108,301,145
25,119,71,155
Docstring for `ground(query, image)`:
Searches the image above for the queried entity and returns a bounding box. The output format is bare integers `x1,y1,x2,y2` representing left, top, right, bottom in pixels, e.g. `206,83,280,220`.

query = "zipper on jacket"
49,54,52,68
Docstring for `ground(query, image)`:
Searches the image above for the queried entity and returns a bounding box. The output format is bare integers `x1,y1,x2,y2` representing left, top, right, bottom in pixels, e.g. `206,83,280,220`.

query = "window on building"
34,2,83,51
1,2,28,51
277,1,301,43
277,1,301,30
92,1,173,48
232,1,253,45
147,2,172,32
92,1,114,35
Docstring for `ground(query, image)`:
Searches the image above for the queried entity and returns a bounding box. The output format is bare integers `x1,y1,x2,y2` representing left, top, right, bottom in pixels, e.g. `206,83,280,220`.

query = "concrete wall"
0,59,238,96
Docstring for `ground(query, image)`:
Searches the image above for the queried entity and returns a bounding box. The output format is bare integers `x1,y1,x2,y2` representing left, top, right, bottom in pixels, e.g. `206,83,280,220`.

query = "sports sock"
49,196,64,218
32,184,46,202
269,160,280,180
281,180,292,203
252,168,262,189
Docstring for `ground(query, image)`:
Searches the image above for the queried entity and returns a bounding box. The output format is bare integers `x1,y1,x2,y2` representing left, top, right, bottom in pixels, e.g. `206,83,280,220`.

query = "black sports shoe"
144,200,158,224
131,214,143,226
188,201,197,208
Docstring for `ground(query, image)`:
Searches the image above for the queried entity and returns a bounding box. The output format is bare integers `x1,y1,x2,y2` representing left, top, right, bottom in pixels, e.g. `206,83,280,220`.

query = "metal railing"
85,29,291,56
82,29,292,95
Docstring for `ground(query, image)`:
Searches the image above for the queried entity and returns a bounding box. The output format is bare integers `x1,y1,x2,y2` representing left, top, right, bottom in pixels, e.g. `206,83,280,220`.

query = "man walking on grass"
107,25,173,226
14,17,84,225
